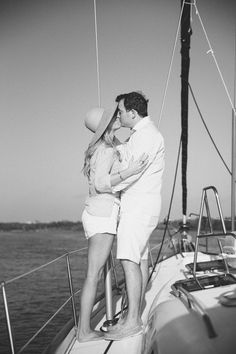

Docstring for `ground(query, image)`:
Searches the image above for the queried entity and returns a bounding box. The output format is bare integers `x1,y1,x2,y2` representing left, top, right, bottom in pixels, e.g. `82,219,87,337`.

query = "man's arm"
111,130,163,192
110,138,150,192
95,146,149,192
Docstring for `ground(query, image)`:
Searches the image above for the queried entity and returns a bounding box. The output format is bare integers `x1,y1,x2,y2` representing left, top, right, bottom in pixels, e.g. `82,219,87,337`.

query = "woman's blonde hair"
83,109,120,178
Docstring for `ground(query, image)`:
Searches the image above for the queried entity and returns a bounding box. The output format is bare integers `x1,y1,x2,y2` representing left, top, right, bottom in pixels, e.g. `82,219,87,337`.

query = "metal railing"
193,186,236,275
1,229,171,354
1,244,126,354
1,247,122,353
1,249,83,353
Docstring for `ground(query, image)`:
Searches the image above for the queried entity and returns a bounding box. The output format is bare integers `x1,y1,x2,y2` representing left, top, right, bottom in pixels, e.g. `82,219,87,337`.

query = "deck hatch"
171,273,236,292
185,259,226,273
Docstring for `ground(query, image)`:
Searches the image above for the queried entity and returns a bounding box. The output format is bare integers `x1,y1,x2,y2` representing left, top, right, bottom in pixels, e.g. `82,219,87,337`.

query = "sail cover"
180,0,192,217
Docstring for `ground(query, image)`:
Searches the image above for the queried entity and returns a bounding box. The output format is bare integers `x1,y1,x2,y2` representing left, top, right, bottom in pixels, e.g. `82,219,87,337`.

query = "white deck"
57,252,236,354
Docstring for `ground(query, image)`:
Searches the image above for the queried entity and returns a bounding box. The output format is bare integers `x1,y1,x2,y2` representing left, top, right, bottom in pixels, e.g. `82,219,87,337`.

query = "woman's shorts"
82,201,120,239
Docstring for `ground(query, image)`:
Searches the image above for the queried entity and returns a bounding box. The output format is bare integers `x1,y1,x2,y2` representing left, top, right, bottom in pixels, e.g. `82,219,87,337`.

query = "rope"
189,83,231,175
193,1,236,117
234,22,236,108
158,0,186,128
148,135,182,282
159,0,236,125
93,0,101,106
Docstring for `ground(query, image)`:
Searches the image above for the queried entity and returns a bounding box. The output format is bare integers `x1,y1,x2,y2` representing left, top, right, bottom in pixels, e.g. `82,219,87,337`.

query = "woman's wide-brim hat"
85,106,117,146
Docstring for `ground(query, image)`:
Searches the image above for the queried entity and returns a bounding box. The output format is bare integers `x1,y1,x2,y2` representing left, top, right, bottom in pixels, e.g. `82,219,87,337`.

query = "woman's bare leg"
77,233,114,342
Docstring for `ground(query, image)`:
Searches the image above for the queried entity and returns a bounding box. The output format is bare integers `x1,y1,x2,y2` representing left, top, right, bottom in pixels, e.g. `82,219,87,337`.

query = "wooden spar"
231,26,236,232
180,0,192,228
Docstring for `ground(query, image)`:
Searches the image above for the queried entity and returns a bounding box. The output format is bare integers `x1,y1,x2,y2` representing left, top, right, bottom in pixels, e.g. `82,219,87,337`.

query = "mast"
231,25,236,232
180,0,192,232
231,107,236,231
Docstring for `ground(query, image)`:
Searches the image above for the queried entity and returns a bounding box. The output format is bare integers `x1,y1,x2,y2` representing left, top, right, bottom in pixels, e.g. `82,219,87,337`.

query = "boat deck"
144,252,236,354
57,253,236,354
58,252,236,354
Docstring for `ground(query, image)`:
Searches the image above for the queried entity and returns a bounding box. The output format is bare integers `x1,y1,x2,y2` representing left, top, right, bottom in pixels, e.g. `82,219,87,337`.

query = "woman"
77,106,148,342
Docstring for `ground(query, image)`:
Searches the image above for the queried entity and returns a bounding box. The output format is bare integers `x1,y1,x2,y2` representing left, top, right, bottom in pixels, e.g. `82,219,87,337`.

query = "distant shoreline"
0,217,234,232
0,220,84,232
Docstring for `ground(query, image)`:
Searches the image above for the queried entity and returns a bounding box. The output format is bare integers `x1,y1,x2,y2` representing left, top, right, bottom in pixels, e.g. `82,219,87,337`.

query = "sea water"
0,229,89,354
0,227,162,354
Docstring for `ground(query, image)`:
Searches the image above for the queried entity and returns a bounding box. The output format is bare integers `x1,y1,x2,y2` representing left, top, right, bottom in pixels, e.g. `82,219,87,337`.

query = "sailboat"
1,0,236,353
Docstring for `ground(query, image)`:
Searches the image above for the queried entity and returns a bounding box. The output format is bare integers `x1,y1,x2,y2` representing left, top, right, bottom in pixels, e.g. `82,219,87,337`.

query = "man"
105,91,165,340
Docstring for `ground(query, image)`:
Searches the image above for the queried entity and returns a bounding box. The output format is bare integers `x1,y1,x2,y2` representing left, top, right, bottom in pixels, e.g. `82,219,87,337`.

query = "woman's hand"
127,153,149,176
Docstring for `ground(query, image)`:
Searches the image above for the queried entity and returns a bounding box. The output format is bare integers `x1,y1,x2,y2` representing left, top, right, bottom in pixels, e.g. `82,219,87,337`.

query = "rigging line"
234,21,236,108
148,135,182,282
103,341,113,354
193,1,236,117
188,82,231,175
93,0,101,106
157,0,186,128
190,0,193,23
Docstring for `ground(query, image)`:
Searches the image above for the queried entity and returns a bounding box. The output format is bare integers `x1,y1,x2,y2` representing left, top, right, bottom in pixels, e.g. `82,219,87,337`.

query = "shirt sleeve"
110,141,145,192
94,147,115,192
111,131,160,192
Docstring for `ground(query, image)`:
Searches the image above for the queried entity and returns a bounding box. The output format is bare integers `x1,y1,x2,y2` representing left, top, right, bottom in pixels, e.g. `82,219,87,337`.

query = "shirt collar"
132,116,151,133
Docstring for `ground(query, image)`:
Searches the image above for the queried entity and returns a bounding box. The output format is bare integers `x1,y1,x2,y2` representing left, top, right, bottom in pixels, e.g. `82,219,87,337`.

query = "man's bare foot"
77,330,104,343
104,324,143,341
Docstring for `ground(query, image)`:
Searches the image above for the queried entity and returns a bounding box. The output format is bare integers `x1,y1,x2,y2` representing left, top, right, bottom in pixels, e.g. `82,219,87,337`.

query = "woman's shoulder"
95,143,114,160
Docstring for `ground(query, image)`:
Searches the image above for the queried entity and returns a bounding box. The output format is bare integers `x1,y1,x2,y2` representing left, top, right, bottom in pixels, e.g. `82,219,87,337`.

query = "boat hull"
143,252,236,354
54,252,236,354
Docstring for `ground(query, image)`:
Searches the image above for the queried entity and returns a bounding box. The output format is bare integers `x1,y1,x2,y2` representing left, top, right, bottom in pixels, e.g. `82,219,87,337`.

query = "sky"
0,0,236,223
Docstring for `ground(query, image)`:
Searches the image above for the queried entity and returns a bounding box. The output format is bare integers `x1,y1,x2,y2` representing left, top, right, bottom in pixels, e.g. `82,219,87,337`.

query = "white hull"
143,252,236,354
56,251,236,354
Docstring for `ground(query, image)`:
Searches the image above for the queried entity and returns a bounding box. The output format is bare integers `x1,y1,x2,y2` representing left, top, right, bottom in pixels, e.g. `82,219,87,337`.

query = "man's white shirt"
112,116,165,216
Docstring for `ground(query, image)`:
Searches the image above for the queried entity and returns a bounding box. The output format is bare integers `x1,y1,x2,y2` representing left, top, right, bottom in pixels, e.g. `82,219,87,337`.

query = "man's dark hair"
116,91,149,117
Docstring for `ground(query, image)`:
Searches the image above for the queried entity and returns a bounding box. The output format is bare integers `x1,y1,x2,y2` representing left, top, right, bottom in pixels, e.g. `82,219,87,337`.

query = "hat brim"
89,106,118,146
